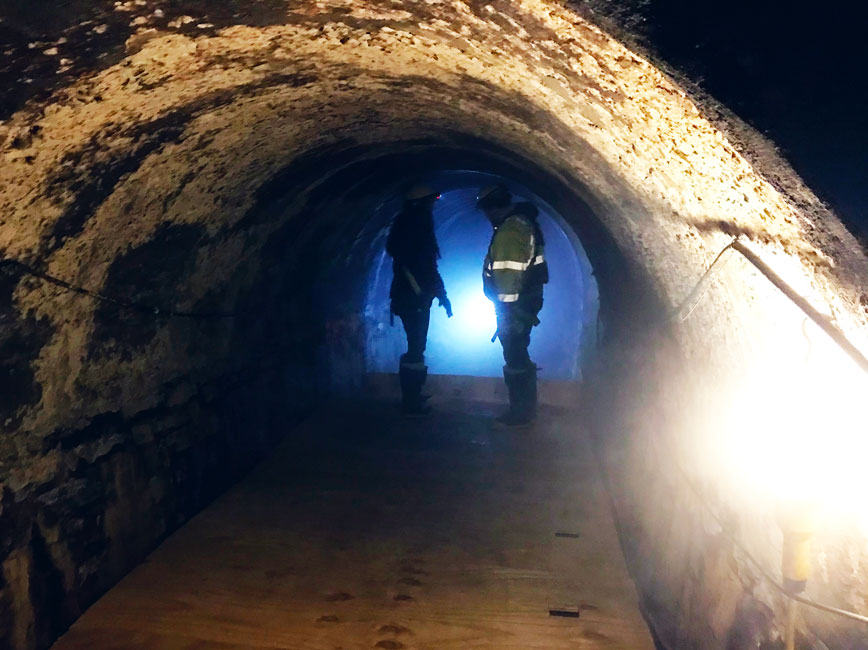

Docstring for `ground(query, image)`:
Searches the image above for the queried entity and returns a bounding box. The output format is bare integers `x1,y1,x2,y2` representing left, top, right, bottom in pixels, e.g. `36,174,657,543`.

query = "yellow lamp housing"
778,506,817,594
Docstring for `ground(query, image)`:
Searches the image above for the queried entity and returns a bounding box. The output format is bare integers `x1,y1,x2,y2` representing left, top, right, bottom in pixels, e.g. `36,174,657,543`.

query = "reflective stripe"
498,293,520,302
400,361,427,371
491,260,529,271
402,267,422,296
490,256,543,272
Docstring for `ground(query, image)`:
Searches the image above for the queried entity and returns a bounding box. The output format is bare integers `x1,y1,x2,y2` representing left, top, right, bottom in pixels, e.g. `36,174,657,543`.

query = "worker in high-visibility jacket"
477,183,548,426
386,184,452,416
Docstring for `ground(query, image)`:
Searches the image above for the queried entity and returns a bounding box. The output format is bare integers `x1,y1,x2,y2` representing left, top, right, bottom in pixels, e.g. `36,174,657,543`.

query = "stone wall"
0,356,311,650
0,212,319,648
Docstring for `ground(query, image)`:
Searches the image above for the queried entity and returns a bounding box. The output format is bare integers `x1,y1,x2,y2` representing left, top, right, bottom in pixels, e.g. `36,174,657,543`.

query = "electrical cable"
0,257,241,319
650,431,868,627
788,593,868,626
671,238,737,322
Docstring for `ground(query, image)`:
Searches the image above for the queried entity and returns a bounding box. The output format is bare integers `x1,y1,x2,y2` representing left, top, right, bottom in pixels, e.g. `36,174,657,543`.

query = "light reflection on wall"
690,262,868,528
365,188,599,379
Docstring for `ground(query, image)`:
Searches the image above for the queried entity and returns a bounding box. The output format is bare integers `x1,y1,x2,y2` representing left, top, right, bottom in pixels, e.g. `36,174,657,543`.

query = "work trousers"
398,308,430,363
497,313,534,370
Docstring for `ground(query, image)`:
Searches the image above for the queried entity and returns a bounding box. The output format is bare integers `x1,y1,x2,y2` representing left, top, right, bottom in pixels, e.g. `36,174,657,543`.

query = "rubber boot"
515,364,538,424
498,365,536,427
399,356,431,417
524,365,538,419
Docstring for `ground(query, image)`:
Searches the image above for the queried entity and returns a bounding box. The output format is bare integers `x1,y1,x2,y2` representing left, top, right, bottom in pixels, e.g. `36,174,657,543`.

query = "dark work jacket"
386,203,446,316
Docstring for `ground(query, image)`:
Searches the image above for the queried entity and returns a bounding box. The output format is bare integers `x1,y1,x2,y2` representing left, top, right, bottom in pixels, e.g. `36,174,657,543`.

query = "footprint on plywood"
377,624,413,636
393,594,414,602
397,577,422,587
317,615,340,623
579,602,599,612
325,591,355,602
582,630,609,641
374,641,404,650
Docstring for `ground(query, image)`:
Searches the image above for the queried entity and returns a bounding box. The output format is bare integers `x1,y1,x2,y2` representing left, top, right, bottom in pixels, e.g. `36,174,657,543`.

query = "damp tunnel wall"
3,3,868,649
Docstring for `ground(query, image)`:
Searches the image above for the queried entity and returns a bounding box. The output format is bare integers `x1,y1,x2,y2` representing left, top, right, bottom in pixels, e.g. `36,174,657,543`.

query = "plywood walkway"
53,399,655,650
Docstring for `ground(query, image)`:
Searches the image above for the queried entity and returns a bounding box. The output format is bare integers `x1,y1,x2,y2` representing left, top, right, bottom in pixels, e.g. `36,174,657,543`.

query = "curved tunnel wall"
2,2,868,649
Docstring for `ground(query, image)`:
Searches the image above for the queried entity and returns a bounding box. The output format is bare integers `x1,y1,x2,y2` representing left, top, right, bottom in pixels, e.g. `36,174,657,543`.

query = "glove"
439,296,453,318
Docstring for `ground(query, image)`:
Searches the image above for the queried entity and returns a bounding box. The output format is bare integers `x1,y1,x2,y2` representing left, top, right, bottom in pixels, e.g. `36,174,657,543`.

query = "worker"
386,184,452,416
477,183,548,426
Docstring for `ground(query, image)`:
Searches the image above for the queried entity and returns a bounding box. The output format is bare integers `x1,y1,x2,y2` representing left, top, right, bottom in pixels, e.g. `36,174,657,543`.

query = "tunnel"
2,2,868,649
362,176,598,382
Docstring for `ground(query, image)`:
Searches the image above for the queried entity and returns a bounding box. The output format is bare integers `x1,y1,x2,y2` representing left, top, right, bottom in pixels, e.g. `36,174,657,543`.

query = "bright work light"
451,287,497,338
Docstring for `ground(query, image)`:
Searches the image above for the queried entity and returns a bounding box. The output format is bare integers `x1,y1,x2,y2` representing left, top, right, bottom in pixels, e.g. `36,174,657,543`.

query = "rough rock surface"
1,2,868,649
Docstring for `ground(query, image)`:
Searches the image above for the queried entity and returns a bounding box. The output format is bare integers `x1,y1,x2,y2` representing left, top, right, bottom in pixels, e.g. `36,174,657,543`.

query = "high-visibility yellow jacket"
483,204,548,319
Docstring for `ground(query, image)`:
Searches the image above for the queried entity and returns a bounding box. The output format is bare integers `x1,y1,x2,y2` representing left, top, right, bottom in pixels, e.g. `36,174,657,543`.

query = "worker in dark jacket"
477,183,548,426
386,184,452,415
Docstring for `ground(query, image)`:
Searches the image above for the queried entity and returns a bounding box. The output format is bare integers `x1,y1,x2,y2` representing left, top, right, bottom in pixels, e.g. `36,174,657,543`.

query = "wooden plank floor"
53,398,655,650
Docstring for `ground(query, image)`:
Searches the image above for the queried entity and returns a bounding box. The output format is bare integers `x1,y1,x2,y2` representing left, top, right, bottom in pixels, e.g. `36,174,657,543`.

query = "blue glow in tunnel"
365,188,598,379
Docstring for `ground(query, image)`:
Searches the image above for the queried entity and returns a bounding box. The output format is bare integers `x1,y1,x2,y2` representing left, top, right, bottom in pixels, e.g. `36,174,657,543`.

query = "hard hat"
511,201,539,220
404,183,439,202
476,183,510,208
